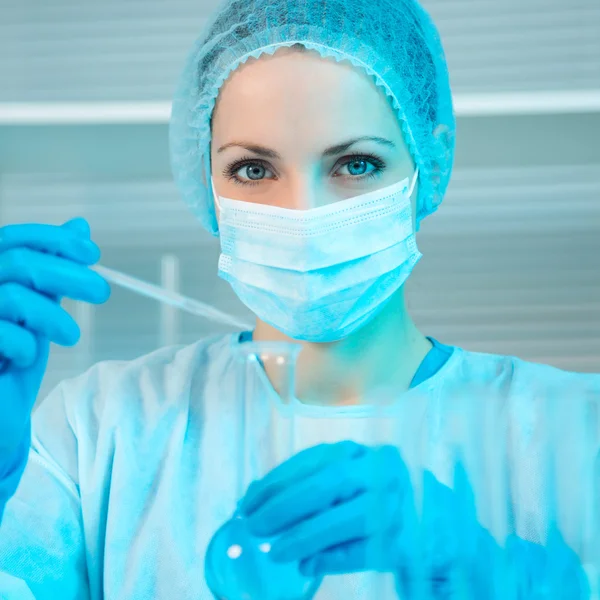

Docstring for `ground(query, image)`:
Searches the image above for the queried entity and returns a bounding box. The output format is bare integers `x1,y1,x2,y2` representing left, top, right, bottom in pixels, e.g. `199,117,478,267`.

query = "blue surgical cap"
169,0,456,235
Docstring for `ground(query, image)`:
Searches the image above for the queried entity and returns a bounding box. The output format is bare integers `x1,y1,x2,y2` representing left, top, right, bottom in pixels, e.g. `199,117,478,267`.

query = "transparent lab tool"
204,341,409,600
93,264,252,330
204,340,322,600
199,375,599,600
0,263,252,374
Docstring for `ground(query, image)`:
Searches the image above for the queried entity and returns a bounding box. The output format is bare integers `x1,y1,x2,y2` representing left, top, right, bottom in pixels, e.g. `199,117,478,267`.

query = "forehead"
211,48,402,149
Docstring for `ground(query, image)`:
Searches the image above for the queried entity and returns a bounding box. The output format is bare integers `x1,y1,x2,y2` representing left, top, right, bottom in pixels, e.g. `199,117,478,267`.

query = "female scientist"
0,0,598,597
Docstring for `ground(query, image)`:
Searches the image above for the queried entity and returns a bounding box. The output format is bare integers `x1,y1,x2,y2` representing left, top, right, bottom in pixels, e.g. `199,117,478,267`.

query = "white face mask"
212,169,421,342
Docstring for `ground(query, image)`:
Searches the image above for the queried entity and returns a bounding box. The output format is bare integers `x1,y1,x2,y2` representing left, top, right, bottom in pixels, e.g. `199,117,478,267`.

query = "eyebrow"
216,136,396,158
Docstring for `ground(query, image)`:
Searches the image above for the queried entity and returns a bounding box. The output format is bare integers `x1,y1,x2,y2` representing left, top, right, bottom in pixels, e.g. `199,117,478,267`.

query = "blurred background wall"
0,0,598,400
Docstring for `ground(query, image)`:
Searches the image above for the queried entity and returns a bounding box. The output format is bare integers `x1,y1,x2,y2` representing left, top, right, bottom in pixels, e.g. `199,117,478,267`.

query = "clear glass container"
204,340,402,599
205,340,322,600
206,339,600,599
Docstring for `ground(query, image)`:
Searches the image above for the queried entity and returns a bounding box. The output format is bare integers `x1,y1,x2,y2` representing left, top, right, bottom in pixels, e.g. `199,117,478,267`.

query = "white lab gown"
0,333,598,599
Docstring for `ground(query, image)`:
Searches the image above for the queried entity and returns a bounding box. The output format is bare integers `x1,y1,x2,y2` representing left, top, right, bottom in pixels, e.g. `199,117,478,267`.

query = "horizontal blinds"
0,0,598,101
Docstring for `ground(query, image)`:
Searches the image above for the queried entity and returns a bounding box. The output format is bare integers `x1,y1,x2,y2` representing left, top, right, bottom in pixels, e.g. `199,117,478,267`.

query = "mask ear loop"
211,175,223,213
408,167,420,197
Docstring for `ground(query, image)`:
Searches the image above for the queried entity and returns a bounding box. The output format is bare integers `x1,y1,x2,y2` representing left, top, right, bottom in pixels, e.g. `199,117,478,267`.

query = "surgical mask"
212,170,421,343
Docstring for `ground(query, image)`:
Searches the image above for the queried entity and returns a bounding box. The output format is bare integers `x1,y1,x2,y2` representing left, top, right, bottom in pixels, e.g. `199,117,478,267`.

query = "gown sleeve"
0,379,91,600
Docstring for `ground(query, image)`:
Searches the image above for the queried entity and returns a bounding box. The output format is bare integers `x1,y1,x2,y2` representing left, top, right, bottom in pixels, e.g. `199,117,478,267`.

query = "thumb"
62,217,91,238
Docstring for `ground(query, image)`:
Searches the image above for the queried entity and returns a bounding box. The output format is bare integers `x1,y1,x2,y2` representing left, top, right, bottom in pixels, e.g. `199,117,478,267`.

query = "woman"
0,0,597,597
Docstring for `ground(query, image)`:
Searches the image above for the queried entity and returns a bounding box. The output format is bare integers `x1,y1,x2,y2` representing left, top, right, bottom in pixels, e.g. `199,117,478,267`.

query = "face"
210,46,418,222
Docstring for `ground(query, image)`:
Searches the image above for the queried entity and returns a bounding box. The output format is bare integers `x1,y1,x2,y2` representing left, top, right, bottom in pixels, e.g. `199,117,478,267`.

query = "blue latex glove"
0,219,110,514
237,441,410,577
503,531,591,599
236,441,591,598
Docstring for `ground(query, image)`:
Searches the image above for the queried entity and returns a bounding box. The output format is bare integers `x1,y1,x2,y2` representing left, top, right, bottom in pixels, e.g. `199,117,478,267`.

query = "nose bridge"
286,170,322,210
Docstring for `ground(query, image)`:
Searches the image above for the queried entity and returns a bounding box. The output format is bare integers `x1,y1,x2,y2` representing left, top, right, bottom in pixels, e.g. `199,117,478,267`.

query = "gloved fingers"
240,441,364,516
269,487,403,564
61,217,91,238
369,444,408,490
246,454,365,537
504,533,587,595
0,283,81,347
0,247,110,304
246,445,404,537
0,221,99,265
300,538,369,577
299,527,402,577
0,319,38,368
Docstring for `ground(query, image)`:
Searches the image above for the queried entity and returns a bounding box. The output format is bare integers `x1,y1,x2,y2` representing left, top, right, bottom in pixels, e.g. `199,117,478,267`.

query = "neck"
252,287,432,406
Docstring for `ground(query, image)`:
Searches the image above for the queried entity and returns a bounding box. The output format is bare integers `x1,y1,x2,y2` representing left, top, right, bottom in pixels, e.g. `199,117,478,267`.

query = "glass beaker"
205,340,323,600
204,340,405,600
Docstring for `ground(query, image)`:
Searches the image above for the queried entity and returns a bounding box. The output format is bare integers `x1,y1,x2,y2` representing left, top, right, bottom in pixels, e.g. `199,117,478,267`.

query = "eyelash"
222,152,386,187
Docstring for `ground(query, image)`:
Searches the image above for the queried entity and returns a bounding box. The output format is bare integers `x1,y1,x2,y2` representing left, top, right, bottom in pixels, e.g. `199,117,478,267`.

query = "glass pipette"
0,264,252,373
93,264,252,331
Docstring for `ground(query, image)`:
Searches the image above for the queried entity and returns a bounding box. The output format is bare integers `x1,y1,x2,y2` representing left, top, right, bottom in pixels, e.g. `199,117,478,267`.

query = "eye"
333,153,386,182
224,157,275,187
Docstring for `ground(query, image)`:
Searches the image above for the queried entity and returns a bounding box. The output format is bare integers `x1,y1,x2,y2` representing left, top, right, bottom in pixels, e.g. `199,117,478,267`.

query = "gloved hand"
236,440,590,597
0,218,110,510
237,441,411,577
